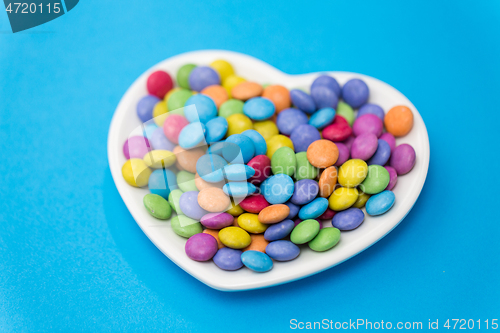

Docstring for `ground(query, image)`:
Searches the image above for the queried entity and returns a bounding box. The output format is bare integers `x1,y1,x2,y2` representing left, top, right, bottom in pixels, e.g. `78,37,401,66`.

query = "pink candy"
123,136,151,159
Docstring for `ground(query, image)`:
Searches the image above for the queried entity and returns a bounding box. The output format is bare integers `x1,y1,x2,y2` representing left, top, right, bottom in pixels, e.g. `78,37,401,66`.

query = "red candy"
322,115,352,142
239,194,270,213
247,155,272,185
147,70,174,99
318,208,336,220
163,114,189,144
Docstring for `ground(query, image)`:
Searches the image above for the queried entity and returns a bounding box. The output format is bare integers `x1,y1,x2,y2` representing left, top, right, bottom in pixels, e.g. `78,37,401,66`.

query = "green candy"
168,189,184,214
143,194,172,220
177,171,197,192
171,215,202,238
308,227,341,252
271,147,296,177
295,152,318,180
219,99,244,118
290,219,320,244
336,102,355,126
177,64,196,89
167,89,193,113
359,165,390,194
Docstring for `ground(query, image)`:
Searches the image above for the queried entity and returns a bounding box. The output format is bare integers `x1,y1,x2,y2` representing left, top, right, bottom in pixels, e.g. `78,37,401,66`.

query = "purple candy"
185,233,218,262
357,103,385,121
213,248,243,270
339,135,355,151
351,133,378,160
311,85,338,110
331,208,365,231
285,201,300,219
353,114,383,137
390,144,416,175
123,136,151,159
136,95,161,123
179,191,208,220
380,132,396,152
290,124,321,153
200,212,234,229
367,139,391,166
276,108,309,135
334,142,350,166
342,79,369,109
149,127,175,151
384,166,398,191
188,66,220,92
290,89,316,114
290,179,319,205
311,75,341,97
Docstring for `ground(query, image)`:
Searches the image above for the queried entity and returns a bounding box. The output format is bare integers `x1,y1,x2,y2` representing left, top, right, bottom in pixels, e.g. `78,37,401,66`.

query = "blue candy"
223,182,257,197
311,85,338,110
184,94,218,124
148,169,177,199
298,197,328,220
367,139,391,166
223,134,255,164
284,201,300,219
188,66,220,92
290,124,321,153
290,89,316,114
179,191,208,220
357,103,385,121
366,190,395,216
342,79,369,109
331,208,365,231
241,129,267,156
213,248,243,271
207,141,225,155
243,97,275,121
308,107,336,129
241,250,273,272
261,174,294,204
196,154,228,183
264,219,295,241
276,108,309,135
311,75,341,97
290,179,319,205
178,122,206,149
265,240,300,261
223,164,255,181
149,127,175,151
205,117,228,143
136,95,160,123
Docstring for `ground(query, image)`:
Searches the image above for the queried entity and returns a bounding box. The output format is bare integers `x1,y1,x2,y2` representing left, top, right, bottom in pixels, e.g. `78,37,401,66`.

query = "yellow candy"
226,113,253,136
253,120,279,140
237,213,269,234
210,59,235,82
329,187,359,211
352,192,371,209
226,203,244,216
338,159,368,187
223,75,246,98
121,159,152,187
218,227,252,249
266,135,294,159
143,150,176,169
153,101,168,126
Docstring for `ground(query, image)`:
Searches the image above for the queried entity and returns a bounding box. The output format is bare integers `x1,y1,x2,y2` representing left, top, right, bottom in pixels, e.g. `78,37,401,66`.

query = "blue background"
1,1,499,331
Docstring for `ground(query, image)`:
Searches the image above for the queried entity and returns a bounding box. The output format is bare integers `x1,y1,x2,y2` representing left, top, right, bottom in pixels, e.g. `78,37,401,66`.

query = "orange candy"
195,172,224,190
384,105,414,137
203,229,225,249
242,234,269,253
306,140,339,168
318,166,338,198
232,217,239,227
262,85,291,113
231,82,263,101
201,85,228,109
172,146,205,173
258,204,290,224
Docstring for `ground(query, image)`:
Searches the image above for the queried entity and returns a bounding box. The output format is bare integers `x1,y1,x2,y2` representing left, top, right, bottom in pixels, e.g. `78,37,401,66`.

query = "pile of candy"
121,59,416,273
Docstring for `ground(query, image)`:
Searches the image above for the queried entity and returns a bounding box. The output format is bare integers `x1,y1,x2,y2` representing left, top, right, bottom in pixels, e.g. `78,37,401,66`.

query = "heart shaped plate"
107,50,430,291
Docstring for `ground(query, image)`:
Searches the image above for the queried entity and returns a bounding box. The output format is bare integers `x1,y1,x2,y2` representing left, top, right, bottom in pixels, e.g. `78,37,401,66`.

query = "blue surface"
1,1,499,331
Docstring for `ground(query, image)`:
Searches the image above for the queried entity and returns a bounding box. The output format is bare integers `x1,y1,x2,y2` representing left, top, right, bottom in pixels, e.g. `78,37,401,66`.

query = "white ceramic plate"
107,50,430,292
